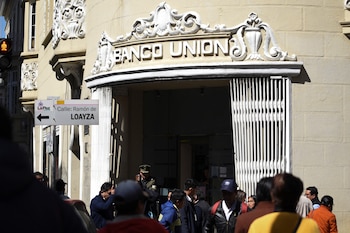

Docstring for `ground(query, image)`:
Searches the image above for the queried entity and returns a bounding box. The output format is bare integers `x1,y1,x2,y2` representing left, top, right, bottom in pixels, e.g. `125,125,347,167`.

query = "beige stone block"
292,142,324,166
292,111,305,140
304,112,343,142
301,57,350,85
336,211,350,233
286,0,322,5
324,33,350,57
344,123,350,142
304,7,343,33
241,0,285,5
324,143,350,166
324,0,344,7
303,167,343,189
286,32,324,57
296,85,342,112
345,167,350,189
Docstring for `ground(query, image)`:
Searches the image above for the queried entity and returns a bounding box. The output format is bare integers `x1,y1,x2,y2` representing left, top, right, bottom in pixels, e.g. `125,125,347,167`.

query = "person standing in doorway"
205,179,241,233
136,164,159,219
180,178,200,233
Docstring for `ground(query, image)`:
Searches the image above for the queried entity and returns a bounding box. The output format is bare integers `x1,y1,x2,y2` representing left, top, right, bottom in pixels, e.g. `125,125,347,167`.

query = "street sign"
35,99,99,125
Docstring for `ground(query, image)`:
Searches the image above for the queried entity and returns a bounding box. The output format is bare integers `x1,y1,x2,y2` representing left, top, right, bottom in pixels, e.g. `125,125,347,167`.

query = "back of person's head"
114,180,148,215
0,106,12,141
184,178,197,191
170,189,186,203
100,182,112,193
55,179,66,192
306,186,318,196
256,176,273,202
271,173,303,212
236,189,246,202
321,195,334,207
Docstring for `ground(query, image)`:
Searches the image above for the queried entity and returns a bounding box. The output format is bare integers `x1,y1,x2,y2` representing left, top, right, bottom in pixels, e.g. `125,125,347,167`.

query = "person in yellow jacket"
248,173,320,233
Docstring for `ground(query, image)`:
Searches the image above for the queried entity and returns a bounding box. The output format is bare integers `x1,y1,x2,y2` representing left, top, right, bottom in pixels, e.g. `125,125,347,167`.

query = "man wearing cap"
205,179,242,233
136,164,159,219
99,180,167,233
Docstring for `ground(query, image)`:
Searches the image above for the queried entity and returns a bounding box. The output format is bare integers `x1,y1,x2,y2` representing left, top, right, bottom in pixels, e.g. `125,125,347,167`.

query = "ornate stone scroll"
52,0,86,49
21,62,38,91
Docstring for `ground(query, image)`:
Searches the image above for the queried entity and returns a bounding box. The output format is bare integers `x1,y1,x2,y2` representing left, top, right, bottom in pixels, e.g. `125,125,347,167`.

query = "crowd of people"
0,105,338,233
88,164,338,233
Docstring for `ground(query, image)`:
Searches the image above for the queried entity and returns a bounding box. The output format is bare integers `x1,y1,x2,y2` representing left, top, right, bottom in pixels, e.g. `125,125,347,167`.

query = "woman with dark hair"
247,195,257,211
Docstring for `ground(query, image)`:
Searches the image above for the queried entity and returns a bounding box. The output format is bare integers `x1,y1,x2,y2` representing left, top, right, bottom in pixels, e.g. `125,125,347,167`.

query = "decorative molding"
345,0,350,10
52,0,86,49
21,62,38,91
92,2,296,75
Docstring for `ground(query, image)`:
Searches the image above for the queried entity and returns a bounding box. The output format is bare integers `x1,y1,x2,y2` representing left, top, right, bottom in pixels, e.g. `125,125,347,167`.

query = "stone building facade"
1,0,350,231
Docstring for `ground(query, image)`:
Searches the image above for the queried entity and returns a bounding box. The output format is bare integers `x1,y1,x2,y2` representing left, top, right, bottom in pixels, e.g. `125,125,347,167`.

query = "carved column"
90,86,112,198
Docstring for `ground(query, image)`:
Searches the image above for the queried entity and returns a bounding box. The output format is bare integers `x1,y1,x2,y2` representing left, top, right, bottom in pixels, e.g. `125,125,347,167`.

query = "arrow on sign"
37,114,50,122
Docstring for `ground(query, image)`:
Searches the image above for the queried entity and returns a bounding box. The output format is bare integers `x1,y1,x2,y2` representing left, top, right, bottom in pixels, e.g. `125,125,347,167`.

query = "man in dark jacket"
205,179,241,233
90,182,116,229
0,106,88,233
180,178,200,233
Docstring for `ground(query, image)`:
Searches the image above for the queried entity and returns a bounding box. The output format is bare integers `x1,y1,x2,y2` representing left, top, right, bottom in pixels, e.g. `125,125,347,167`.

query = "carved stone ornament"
52,0,86,49
92,2,296,75
21,62,38,91
346,0,350,10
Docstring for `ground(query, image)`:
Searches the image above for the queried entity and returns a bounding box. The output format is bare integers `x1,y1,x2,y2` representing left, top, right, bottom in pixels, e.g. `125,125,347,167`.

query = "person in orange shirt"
307,195,338,233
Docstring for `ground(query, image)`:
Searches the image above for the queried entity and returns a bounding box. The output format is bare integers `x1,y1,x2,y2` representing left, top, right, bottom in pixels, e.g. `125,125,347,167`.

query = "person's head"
170,188,186,209
271,173,303,212
236,189,246,202
139,164,151,178
55,179,67,193
114,180,149,215
247,195,257,210
100,182,113,199
34,171,44,182
305,186,319,201
184,178,197,197
256,176,273,202
321,195,334,212
221,179,238,206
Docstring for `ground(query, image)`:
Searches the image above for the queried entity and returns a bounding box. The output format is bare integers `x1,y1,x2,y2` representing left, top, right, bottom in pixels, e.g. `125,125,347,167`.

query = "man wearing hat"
99,180,167,233
205,179,242,233
136,164,159,219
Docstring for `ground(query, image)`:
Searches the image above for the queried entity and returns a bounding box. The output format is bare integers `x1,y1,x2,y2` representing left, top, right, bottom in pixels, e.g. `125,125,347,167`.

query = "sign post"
35,99,99,125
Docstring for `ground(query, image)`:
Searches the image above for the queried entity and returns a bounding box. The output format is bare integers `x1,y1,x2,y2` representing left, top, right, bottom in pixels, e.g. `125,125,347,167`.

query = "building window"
230,77,291,195
29,2,36,50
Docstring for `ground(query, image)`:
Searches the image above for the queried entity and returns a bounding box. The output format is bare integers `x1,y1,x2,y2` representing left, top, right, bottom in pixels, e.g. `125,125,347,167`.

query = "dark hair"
306,186,318,196
321,195,334,207
170,189,185,202
256,177,273,202
271,173,303,212
100,182,112,193
184,178,197,190
236,190,246,202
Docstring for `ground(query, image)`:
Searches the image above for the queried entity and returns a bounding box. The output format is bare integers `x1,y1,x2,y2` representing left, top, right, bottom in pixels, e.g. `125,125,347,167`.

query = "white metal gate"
230,77,291,196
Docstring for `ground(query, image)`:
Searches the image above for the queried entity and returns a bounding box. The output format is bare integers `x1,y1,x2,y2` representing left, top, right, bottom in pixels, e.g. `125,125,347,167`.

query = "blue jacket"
158,201,181,233
90,194,115,229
